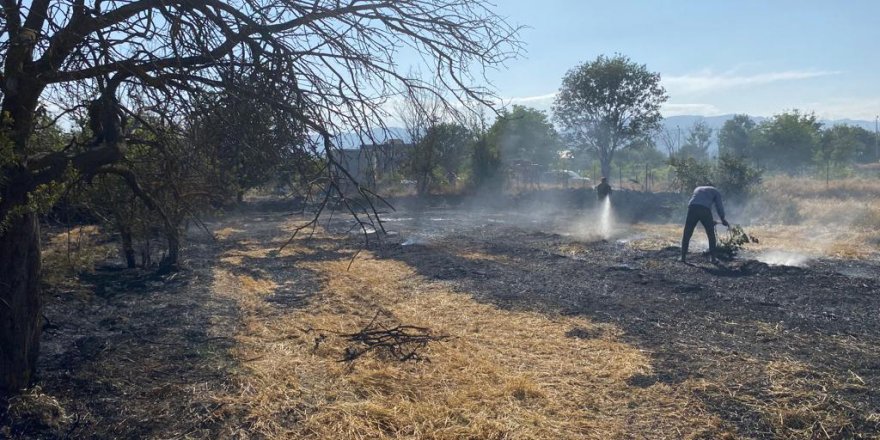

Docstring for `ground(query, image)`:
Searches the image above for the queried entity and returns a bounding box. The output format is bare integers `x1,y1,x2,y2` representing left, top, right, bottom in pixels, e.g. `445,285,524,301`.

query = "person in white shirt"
681,183,729,263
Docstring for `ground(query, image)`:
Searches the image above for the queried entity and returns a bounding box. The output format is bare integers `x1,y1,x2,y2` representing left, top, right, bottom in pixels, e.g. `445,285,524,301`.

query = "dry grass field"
9,176,880,439
207,224,721,439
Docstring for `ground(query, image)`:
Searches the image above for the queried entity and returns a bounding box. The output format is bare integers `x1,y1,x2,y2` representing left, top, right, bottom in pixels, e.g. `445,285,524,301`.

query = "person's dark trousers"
681,205,716,259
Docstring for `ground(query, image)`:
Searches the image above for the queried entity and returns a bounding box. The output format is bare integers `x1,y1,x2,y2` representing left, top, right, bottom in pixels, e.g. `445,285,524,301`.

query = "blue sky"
484,0,880,120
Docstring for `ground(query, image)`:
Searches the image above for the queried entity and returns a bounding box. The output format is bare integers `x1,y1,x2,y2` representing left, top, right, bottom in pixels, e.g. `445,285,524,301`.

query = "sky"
482,0,880,121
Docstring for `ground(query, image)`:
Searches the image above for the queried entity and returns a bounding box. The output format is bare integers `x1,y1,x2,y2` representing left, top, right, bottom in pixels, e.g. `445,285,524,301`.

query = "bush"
668,154,763,201
668,157,713,193
716,224,759,260
715,154,762,201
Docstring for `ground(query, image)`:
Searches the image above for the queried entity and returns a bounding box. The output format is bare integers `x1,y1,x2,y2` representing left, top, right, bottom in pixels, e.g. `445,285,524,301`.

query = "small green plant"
716,224,759,260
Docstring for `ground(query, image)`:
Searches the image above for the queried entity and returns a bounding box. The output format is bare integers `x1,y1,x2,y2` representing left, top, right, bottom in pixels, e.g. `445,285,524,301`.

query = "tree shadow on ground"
19,230,247,439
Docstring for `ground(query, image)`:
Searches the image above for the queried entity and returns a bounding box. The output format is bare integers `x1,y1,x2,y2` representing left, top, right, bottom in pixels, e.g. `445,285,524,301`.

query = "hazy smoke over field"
754,251,811,267
336,173,880,272
727,177,880,265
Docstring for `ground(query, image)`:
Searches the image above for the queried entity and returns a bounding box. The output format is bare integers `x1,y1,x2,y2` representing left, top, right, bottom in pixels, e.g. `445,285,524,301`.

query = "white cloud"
507,92,557,104
663,70,841,94
498,92,557,111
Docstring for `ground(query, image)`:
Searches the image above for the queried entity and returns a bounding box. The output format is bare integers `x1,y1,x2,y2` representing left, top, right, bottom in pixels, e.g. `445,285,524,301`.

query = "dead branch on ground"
304,311,450,363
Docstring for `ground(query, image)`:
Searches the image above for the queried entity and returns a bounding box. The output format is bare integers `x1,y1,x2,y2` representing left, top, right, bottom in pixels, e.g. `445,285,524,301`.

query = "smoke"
754,251,812,267
724,177,880,262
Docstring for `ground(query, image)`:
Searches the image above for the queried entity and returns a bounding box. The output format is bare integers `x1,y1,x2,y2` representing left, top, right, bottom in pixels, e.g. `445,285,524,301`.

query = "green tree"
815,125,863,182
470,130,503,193
668,157,713,194
752,110,822,173
553,54,668,179
409,122,472,194
714,154,762,201
839,125,878,164
718,114,756,158
678,120,713,161
189,76,306,202
490,105,562,167
0,0,520,393
668,154,762,201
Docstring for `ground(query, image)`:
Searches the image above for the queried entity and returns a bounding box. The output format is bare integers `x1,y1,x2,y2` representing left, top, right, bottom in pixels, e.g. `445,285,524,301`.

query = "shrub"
715,154,762,201
668,154,763,201
668,157,713,193
716,224,759,260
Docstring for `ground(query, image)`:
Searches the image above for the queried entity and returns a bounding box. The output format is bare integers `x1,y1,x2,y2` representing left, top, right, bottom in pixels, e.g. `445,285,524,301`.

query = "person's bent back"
681,184,728,263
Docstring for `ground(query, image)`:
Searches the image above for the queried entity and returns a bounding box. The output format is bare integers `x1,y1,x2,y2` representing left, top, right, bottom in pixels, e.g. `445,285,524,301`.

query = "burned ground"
5,197,880,439
373,222,880,437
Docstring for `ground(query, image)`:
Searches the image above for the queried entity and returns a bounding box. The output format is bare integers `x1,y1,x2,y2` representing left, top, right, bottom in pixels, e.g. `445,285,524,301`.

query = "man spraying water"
680,182,728,264
596,177,612,201
595,177,613,238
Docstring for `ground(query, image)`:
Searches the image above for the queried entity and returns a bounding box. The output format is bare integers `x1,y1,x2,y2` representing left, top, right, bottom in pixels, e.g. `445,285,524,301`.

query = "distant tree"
470,130,503,193
667,156,714,194
838,125,879,164
431,123,473,188
815,125,863,182
718,114,756,158
189,75,307,202
668,154,762,200
409,122,472,194
396,76,446,192
616,136,666,167
678,120,713,161
658,126,683,157
489,105,562,167
714,154,762,201
80,173,155,269
752,110,822,173
553,54,667,179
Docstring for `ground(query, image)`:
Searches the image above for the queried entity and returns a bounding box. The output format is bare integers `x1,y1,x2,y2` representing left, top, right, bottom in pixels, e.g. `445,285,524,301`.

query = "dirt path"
11,205,880,439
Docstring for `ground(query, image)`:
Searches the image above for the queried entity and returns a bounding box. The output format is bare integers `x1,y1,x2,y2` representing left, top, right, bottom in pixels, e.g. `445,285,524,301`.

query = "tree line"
399,54,879,198
665,112,879,176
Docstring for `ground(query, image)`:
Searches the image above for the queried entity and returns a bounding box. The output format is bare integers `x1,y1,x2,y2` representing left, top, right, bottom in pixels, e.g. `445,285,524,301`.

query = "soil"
4,198,879,438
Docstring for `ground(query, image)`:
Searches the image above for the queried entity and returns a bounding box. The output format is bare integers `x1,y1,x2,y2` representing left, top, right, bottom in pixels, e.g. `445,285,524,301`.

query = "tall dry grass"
607,176,880,258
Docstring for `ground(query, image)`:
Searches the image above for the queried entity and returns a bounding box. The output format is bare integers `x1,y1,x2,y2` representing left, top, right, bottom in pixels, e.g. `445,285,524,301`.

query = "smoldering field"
21,176,880,439
372,175,880,269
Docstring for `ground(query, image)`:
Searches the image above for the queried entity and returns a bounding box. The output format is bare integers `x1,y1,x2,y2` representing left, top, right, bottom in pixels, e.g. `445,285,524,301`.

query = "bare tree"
0,0,522,393
395,76,447,194
659,126,682,158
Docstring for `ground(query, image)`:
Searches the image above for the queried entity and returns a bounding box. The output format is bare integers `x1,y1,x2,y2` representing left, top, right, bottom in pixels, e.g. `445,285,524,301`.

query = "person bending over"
681,183,728,263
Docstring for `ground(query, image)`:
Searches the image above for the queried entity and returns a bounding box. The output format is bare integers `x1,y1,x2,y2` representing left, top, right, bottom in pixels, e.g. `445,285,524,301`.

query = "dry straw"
209,222,722,439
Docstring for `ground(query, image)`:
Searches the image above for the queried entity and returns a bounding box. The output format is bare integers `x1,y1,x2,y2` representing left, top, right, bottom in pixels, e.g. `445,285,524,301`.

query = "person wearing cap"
681,183,729,263
595,177,612,201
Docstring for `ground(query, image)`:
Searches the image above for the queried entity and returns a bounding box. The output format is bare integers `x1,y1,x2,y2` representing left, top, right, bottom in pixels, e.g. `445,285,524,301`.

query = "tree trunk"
118,224,137,269
0,213,43,394
600,157,612,182
159,223,181,271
